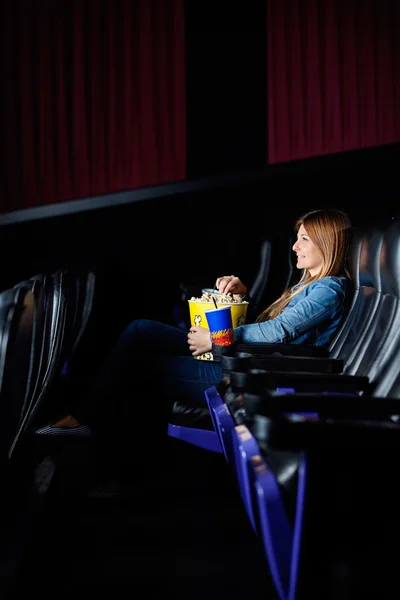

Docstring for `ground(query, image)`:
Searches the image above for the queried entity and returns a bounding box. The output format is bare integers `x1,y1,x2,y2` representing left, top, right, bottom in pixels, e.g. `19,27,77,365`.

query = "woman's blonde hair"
256,208,352,323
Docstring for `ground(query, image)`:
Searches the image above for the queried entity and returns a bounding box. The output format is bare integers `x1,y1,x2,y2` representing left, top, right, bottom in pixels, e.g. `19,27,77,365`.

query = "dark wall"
185,2,267,178
1,143,398,288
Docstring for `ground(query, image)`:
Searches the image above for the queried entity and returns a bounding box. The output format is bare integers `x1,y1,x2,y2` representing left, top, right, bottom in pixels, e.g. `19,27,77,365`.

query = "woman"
39,208,352,486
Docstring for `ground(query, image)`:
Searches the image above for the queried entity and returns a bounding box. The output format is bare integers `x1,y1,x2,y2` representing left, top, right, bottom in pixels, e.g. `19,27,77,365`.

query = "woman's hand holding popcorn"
215,275,247,296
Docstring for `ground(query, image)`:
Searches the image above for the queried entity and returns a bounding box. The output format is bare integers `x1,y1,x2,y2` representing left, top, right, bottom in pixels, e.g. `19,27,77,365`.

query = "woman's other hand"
215,275,247,296
187,327,212,356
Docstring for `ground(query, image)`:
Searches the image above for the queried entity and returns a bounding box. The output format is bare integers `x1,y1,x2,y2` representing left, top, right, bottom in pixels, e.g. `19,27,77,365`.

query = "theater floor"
9,437,276,599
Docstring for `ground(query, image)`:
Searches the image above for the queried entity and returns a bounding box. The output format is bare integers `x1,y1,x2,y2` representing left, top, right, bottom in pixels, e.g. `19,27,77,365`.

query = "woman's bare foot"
51,415,82,428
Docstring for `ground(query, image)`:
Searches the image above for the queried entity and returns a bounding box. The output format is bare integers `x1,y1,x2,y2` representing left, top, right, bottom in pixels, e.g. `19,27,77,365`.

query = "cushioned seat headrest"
380,219,400,298
358,224,387,291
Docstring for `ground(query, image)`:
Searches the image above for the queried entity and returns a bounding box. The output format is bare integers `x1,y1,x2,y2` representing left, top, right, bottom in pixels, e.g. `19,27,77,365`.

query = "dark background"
185,2,267,177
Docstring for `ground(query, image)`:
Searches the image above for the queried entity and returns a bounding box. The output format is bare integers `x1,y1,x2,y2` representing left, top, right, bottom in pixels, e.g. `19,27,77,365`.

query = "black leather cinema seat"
216,219,400,599
10,274,56,452
0,267,97,457
254,414,400,599
0,285,35,464
241,219,400,574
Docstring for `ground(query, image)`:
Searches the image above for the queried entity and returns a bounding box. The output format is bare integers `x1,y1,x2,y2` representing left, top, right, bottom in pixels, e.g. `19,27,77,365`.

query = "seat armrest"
265,414,400,452
230,368,370,395
244,391,400,419
229,342,329,358
220,353,343,375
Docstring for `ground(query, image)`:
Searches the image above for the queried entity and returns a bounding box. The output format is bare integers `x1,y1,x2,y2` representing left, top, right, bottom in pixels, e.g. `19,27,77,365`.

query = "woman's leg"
93,352,223,480
74,320,222,480
66,319,191,425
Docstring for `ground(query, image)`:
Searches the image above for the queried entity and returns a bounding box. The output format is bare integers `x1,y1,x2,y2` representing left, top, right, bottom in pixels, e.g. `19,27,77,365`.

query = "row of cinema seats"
0,227,295,597
0,268,95,595
0,241,290,595
169,215,400,599
2,217,400,597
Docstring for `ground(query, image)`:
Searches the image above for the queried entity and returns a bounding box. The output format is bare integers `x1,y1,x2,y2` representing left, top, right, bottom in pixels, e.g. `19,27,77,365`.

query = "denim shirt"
234,276,350,348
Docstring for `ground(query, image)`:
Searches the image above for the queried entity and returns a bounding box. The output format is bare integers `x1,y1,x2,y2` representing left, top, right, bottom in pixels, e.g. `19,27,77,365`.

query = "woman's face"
292,224,323,277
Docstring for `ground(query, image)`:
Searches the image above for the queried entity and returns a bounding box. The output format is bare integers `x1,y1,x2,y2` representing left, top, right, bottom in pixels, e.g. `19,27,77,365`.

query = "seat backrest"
349,218,400,380
19,267,95,435
248,238,272,310
65,270,96,372
330,222,388,370
9,274,56,453
14,270,70,438
339,222,387,372
30,270,64,390
47,268,79,371
361,218,400,396
0,286,35,462
377,336,400,399
326,226,363,357
53,269,97,379
12,278,46,426
57,269,79,360
31,268,65,371
248,234,294,318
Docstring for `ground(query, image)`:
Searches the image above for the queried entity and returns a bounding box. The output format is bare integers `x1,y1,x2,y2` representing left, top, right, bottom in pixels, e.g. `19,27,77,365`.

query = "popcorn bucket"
188,298,248,361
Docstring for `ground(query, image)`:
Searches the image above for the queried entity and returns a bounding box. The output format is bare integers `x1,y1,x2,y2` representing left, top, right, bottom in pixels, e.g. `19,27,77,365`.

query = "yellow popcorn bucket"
188,299,248,360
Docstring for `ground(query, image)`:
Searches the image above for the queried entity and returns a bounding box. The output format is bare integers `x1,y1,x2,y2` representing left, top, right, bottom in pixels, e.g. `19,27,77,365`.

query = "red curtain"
267,0,400,164
1,0,186,212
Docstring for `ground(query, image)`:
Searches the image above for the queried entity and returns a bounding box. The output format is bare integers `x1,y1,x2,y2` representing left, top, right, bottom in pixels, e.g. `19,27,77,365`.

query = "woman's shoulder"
308,275,349,294
293,275,348,291
312,275,348,286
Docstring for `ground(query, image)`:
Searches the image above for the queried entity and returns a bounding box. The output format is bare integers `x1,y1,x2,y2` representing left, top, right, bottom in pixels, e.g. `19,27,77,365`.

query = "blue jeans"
73,320,223,475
